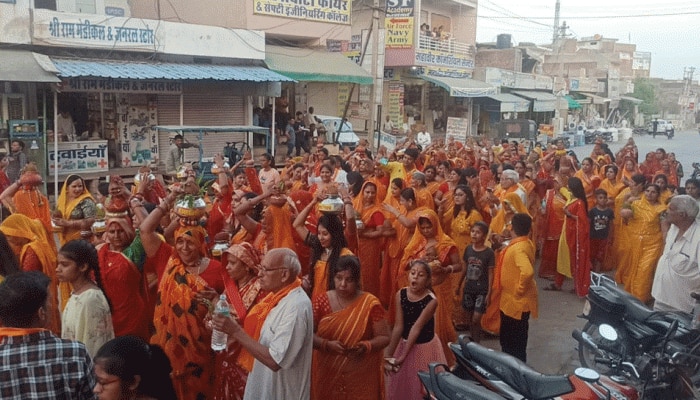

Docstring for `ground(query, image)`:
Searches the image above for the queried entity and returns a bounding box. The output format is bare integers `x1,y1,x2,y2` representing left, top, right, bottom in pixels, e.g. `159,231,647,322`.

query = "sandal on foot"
543,283,561,291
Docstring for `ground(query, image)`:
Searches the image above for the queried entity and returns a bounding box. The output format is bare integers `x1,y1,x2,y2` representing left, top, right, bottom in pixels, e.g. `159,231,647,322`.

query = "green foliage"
631,78,660,116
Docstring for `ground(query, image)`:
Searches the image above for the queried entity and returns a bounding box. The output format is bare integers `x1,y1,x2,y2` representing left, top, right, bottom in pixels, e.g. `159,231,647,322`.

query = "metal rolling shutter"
182,91,246,162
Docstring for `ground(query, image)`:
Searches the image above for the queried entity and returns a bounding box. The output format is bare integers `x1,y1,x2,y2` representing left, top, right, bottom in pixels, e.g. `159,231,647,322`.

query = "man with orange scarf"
213,248,313,400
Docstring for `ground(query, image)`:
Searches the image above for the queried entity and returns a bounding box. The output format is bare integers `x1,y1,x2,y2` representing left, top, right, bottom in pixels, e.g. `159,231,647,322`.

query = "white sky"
476,0,700,80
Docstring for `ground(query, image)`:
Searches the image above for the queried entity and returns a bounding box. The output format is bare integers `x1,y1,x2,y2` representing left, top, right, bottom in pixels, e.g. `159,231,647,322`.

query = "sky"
476,0,700,80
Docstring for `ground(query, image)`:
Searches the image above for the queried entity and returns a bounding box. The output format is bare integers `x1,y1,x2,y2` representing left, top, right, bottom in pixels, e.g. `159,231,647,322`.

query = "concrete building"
0,0,294,192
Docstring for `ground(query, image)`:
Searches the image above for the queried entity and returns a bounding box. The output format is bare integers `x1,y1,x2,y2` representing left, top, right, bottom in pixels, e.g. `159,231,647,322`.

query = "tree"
631,78,659,116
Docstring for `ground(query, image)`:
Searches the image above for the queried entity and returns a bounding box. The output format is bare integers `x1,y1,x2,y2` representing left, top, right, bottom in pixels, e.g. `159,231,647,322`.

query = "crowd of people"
0,132,698,400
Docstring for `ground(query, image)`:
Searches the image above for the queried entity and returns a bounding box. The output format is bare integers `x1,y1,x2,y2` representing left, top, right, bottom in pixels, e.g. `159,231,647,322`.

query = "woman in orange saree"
612,174,646,285
214,243,267,400
55,174,97,245
141,193,225,400
399,209,461,366
311,255,390,400
574,157,599,210
440,185,483,329
293,196,353,299
0,214,60,334
0,165,53,238
353,181,389,298
435,167,462,234
538,178,566,278
382,187,423,308
482,192,530,335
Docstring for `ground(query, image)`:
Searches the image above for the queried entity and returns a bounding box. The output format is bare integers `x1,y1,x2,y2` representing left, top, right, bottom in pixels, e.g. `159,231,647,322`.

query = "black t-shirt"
589,207,614,240
463,246,496,294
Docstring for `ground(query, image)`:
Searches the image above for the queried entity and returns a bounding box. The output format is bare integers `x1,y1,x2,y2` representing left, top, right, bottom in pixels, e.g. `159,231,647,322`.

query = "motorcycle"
572,272,700,399
419,334,637,399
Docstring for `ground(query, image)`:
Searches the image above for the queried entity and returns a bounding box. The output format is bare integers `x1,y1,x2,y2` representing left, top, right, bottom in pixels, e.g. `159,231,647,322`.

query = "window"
34,0,56,9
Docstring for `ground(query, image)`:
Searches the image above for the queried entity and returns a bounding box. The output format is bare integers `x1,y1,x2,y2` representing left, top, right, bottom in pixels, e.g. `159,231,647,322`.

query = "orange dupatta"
150,245,214,400
0,327,46,339
239,278,302,372
312,292,384,400
0,214,60,334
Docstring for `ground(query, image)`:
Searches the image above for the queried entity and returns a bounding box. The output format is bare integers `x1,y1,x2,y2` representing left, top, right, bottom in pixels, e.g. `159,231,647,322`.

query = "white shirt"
651,222,700,313
416,130,432,147
243,287,313,400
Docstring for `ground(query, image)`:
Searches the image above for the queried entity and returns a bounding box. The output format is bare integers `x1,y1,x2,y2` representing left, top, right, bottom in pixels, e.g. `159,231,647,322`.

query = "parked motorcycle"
419,334,637,399
573,272,700,399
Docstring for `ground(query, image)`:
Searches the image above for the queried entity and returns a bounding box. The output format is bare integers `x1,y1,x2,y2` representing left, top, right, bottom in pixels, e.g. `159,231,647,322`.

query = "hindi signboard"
445,117,469,143
48,140,109,175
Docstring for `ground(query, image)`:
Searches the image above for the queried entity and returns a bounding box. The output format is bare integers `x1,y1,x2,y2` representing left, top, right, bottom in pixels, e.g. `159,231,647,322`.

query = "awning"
0,49,60,83
484,93,530,112
620,96,643,104
581,93,611,104
511,90,557,112
265,45,373,85
420,75,496,98
564,95,582,109
51,58,295,82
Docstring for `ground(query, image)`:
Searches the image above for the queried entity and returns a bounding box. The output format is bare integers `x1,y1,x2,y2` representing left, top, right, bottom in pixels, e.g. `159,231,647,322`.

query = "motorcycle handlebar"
572,329,599,353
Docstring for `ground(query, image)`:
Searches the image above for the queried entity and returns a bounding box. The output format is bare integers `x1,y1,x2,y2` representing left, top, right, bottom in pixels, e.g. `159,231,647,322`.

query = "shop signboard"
61,78,182,94
48,140,109,175
375,131,397,152
253,0,351,24
387,82,404,130
445,117,469,143
385,0,414,49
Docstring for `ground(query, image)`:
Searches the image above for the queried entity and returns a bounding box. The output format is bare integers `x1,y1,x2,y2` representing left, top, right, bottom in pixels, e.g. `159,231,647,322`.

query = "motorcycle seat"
419,365,504,400
463,341,574,400
613,288,656,321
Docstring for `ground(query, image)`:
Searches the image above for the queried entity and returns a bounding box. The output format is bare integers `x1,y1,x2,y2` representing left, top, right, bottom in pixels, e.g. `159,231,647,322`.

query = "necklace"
334,291,357,309
324,247,332,257
186,259,203,275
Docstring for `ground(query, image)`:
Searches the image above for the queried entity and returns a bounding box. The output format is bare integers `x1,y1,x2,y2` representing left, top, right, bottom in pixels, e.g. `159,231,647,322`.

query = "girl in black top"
384,260,447,400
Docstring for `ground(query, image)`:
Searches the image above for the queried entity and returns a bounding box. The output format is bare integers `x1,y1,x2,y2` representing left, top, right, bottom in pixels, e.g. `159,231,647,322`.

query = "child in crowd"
462,221,495,343
385,260,446,400
589,188,614,272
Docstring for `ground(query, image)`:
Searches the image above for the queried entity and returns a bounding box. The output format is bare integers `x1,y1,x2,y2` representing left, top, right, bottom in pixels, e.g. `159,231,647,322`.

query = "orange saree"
311,292,385,400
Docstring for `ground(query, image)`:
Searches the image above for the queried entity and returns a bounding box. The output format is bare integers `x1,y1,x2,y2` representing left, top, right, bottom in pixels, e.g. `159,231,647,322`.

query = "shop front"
47,60,290,184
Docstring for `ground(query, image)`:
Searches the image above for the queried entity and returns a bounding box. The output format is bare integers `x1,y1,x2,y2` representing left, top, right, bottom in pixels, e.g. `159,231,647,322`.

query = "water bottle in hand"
211,294,230,351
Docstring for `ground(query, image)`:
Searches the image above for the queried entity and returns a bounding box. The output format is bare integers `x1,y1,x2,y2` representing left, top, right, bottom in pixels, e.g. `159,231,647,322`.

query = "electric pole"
553,0,560,43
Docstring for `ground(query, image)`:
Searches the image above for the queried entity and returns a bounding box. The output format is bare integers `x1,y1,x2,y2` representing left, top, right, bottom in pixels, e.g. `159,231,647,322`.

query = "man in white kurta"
214,248,313,400
652,195,700,313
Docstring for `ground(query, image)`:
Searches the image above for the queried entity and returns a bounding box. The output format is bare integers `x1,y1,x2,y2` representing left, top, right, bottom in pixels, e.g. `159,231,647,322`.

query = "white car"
315,115,361,149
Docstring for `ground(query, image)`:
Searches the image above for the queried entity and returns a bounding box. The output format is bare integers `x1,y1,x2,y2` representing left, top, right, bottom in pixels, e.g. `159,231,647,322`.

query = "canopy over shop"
264,45,374,140
48,57,293,195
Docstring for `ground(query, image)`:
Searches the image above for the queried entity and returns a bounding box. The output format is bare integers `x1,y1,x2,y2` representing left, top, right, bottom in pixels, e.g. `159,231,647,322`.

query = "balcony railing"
418,35,474,57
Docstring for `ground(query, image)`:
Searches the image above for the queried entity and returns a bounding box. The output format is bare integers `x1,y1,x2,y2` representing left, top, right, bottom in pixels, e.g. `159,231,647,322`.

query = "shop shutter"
155,90,247,168
182,92,246,162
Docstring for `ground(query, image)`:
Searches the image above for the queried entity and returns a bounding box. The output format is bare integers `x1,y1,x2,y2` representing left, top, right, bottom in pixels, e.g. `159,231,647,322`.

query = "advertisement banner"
116,99,159,168
254,0,351,25
387,82,404,131
385,0,414,49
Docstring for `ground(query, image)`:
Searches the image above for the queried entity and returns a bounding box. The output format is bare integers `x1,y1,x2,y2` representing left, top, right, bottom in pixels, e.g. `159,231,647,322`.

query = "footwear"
543,283,561,291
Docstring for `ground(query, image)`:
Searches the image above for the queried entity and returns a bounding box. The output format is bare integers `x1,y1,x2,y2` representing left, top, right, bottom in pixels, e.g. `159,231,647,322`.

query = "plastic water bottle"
211,294,230,351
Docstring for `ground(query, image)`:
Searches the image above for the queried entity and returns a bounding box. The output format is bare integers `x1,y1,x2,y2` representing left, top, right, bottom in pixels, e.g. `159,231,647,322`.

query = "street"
474,129,699,375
